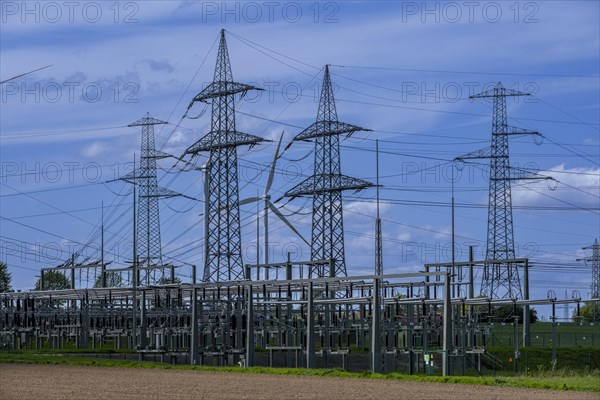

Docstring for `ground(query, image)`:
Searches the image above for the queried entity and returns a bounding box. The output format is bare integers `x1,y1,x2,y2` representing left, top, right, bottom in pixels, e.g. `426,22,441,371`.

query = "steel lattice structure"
580,239,600,298
285,65,373,278
468,83,535,299
184,30,265,282
127,114,179,283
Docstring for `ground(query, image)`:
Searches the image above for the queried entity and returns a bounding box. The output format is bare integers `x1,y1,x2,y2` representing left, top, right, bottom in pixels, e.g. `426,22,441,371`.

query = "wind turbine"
234,132,309,278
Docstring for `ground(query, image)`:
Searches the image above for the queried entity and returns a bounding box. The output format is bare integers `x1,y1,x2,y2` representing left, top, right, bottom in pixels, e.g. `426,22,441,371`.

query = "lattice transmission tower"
184,30,265,282
578,239,600,298
125,114,182,284
458,83,545,299
284,65,373,278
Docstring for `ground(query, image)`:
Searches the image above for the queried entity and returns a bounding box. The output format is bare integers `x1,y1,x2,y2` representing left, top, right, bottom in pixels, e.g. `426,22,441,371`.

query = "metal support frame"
371,276,382,373
1,267,595,375
190,287,199,365
442,273,453,376
523,259,530,347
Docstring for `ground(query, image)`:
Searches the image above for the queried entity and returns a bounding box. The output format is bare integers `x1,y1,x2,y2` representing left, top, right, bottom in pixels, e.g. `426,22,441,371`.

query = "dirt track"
0,364,597,400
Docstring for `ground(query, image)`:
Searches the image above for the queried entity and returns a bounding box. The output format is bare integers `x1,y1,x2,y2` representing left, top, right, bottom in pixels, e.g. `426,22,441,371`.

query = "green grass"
8,345,136,355
12,347,136,354
485,346,600,373
489,322,600,348
1,353,598,392
1,337,135,354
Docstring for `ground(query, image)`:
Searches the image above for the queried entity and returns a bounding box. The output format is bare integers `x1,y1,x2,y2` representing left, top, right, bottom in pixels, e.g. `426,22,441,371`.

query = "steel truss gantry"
2,260,597,376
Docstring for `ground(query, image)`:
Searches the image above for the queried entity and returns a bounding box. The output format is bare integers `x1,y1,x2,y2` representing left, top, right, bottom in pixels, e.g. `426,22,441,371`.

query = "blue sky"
1,1,598,318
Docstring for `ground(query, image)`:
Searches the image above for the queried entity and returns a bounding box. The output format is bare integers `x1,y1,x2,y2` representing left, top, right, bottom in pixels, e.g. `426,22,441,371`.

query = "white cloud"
348,231,375,252
80,141,107,157
345,200,390,216
396,231,412,242
512,164,600,207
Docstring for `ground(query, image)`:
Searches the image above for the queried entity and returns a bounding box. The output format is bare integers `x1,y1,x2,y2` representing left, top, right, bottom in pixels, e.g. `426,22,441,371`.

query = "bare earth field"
0,364,597,400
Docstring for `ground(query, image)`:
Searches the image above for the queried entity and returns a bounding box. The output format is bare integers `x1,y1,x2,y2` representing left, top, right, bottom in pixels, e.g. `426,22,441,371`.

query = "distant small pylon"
578,239,600,298
128,114,171,283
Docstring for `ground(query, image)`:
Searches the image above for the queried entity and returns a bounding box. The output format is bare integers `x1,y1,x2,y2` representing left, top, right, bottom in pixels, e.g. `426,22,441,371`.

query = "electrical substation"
1,30,598,377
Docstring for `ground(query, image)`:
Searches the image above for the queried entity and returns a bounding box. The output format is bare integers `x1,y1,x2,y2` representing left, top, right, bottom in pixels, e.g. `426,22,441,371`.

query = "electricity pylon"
123,113,183,284
183,30,265,282
284,65,373,278
457,82,548,299
578,239,600,298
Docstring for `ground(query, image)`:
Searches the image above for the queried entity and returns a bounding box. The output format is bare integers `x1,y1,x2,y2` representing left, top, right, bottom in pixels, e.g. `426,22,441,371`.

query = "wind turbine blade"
0,64,52,85
265,131,284,195
238,196,261,206
217,197,261,211
268,201,310,247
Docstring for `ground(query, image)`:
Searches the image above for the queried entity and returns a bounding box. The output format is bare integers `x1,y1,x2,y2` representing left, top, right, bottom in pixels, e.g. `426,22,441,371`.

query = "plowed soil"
0,364,596,400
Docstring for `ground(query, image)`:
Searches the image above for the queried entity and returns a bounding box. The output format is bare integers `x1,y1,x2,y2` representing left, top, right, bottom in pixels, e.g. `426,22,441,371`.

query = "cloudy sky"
1,1,598,318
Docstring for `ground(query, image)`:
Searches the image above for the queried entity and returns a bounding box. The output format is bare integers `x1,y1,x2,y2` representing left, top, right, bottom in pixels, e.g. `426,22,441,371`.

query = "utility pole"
246,275,254,367
101,200,106,288
306,281,315,368
375,139,382,276
132,163,138,349
468,246,474,299
371,276,382,373
203,164,210,282
190,286,199,365
371,139,383,373
442,273,453,376
451,163,456,298
523,259,530,347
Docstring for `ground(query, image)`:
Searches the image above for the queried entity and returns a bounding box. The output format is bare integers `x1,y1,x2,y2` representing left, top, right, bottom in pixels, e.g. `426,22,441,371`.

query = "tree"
393,294,408,316
0,262,12,292
528,307,538,324
35,270,70,290
157,276,182,285
472,302,537,324
470,296,491,322
492,304,538,324
573,302,600,322
93,271,123,288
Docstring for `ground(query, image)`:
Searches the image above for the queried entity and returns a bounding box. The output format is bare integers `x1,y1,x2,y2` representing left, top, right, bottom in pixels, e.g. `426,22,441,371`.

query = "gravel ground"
0,364,597,400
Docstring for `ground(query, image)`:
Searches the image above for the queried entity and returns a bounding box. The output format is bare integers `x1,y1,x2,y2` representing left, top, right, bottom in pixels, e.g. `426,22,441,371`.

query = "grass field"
488,322,599,348
484,347,600,373
1,352,598,393
2,321,597,392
